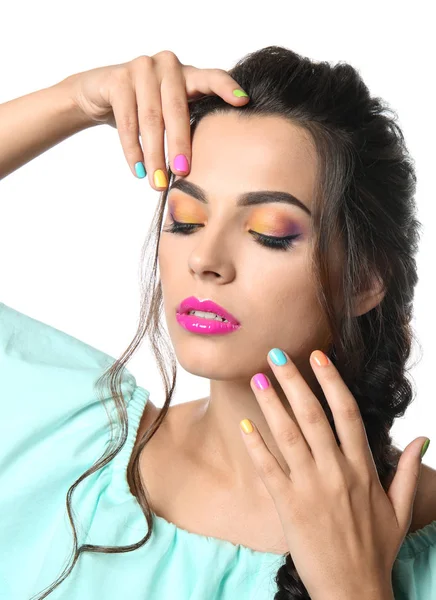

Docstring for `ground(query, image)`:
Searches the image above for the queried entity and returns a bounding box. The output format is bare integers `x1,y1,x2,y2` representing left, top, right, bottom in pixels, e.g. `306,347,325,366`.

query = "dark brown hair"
32,45,422,599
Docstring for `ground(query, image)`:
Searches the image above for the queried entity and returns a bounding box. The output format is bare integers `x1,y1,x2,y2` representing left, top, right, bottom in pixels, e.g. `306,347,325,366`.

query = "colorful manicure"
253,373,270,390
135,161,146,179
174,154,189,173
269,348,287,366
154,169,168,188
233,89,249,98
312,350,330,367
240,419,254,434
421,439,431,459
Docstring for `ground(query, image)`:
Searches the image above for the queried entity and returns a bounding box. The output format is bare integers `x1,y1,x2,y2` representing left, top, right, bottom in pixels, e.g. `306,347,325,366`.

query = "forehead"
178,113,317,205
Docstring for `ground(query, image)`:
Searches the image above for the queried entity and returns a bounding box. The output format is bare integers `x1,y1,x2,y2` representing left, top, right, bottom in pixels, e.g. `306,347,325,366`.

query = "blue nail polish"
269,348,287,366
135,161,147,179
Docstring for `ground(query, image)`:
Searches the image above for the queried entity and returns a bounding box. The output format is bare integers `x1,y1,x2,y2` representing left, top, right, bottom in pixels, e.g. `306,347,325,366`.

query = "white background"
0,1,434,465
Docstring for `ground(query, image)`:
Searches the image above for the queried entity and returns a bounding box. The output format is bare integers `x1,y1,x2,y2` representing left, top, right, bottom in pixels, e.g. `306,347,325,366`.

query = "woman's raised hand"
66,51,250,190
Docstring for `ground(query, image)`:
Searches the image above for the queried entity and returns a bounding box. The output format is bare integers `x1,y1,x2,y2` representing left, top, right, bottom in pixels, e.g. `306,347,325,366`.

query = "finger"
386,438,427,532
308,350,375,470
240,418,290,502
265,349,340,470
161,62,250,176
159,55,192,177
250,373,315,476
133,56,169,191
183,65,250,106
110,76,147,181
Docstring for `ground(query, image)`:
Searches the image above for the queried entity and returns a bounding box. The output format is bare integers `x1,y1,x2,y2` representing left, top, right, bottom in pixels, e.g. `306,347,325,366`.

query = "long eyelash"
162,218,300,251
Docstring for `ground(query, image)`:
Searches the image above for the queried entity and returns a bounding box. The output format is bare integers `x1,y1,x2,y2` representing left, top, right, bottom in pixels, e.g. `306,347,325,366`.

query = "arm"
0,74,96,180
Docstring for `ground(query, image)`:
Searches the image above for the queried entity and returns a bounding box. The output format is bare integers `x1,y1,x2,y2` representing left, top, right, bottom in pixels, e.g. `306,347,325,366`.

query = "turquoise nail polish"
269,348,287,366
135,161,147,179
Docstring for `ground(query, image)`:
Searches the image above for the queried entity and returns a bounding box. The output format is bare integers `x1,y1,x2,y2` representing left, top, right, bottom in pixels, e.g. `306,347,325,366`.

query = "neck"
183,356,325,497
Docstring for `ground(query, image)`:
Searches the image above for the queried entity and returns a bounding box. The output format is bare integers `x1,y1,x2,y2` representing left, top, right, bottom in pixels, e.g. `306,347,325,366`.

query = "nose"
187,227,236,283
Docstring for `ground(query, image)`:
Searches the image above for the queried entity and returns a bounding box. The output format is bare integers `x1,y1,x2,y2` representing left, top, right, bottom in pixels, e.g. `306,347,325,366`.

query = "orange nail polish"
312,350,330,367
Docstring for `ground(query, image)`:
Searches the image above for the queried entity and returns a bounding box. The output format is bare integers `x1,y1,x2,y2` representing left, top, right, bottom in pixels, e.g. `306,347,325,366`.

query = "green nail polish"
421,439,430,459
233,89,249,98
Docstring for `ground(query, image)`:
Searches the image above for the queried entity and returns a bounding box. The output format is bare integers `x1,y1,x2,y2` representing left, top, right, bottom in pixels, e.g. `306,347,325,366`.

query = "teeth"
188,310,228,322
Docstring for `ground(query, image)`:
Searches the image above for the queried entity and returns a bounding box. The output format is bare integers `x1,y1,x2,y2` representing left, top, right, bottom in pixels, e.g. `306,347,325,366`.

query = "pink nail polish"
174,154,189,172
253,373,270,390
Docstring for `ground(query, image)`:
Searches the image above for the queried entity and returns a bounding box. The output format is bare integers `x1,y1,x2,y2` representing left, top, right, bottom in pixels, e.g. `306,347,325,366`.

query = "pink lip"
176,296,240,325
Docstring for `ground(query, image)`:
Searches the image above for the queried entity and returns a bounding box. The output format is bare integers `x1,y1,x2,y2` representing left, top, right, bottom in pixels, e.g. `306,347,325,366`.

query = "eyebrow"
168,178,312,216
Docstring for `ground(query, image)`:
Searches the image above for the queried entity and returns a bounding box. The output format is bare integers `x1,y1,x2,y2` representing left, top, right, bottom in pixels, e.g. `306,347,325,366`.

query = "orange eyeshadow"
249,212,302,237
168,199,304,237
168,199,203,222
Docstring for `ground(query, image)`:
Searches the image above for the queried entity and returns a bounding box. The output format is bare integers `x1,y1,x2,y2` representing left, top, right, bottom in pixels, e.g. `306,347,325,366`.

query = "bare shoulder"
135,397,161,440
132,398,204,462
135,398,203,440
127,397,161,496
128,399,202,507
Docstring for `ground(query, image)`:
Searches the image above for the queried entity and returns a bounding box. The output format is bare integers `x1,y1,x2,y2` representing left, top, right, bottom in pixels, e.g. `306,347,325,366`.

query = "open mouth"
185,310,229,323
177,296,240,326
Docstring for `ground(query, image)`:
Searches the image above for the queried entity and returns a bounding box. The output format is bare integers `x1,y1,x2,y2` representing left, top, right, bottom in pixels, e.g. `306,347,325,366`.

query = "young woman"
1,46,435,600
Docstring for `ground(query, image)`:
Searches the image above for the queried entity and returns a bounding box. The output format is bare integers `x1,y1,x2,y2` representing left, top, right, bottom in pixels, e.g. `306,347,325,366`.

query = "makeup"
176,297,241,335
167,198,305,241
176,313,240,335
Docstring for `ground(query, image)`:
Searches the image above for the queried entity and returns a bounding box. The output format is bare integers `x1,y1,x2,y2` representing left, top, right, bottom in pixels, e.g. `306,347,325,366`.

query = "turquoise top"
0,301,435,600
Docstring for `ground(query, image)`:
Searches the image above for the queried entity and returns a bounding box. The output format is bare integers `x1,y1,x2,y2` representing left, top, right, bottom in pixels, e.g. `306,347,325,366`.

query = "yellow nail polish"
154,169,167,188
240,419,254,434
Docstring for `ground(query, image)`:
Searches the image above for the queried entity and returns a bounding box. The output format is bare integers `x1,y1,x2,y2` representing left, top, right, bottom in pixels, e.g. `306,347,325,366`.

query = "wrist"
53,74,99,132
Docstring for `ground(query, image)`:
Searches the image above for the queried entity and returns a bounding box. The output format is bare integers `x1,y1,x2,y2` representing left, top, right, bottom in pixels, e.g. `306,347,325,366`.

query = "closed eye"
162,218,301,252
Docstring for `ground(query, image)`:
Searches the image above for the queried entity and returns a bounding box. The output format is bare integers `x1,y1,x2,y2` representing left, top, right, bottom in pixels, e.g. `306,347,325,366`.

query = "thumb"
386,437,430,531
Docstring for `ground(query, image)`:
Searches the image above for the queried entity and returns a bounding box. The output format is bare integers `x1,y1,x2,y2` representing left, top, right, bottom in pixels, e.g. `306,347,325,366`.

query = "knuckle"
261,392,276,406
154,50,180,65
122,140,139,155
277,427,300,447
172,139,190,158
141,108,164,128
110,65,132,87
133,55,153,69
210,67,227,77
302,407,325,426
259,458,277,479
337,404,362,422
169,97,189,119
281,364,300,382
117,114,138,135
321,368,337,383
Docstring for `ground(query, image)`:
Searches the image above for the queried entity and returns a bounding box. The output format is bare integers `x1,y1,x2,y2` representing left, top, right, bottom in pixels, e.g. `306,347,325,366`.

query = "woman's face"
158,112,335,384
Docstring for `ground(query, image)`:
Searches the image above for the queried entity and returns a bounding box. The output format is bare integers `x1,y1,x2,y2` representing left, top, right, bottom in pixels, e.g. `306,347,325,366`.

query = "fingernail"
253,373,270,390
154,169,168,188
174,154,189,173
421,439,431,459
268,348,287,366
240,419,254,434
135,161,146,179
312,350,330,367
233,89,249,98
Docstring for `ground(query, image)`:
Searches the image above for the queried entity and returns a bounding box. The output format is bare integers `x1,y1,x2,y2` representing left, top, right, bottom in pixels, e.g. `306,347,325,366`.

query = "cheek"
257,259,322,323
